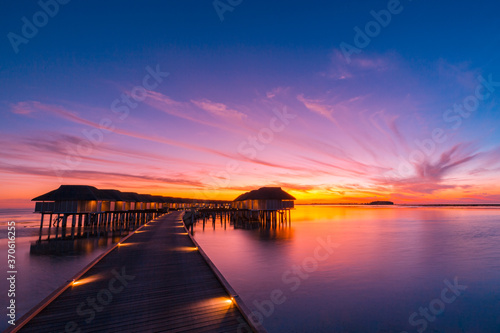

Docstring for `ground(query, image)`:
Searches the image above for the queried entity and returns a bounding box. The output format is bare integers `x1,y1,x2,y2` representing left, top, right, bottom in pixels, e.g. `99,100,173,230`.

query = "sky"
1,0,500,207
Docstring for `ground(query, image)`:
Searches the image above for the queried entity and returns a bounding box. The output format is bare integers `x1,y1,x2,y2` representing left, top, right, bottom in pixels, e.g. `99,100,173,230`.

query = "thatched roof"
32,185,107,201
137,194,154,202
120,192,143,202
151,195,166,203
32,185,233,204
100,189,126,201
234,187,296,202
161,196,176,203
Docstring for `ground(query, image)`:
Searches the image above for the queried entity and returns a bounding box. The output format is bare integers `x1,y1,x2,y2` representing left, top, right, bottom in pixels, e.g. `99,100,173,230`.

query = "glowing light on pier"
71,275,102,286
118,242,136,247
173,246,198,252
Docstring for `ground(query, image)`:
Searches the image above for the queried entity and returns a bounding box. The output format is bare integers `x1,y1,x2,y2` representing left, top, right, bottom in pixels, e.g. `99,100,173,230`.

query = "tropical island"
367,201,394,205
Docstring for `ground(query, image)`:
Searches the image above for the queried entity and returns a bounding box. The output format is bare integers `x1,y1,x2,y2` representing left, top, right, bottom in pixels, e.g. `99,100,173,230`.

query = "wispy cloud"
191,99,247,120
297,94,338,125
11,101,102,127
414,144,478,181
378,144,481,195
0,162,204,188
144,91,199,122
10,101,37,115
324,50,393,80
8,100,239,160
144,91,254,136
266,87,291,99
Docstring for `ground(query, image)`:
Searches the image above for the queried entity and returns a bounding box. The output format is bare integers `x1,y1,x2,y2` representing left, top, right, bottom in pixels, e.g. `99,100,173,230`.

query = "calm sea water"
192,205,500,333
1,206,499,332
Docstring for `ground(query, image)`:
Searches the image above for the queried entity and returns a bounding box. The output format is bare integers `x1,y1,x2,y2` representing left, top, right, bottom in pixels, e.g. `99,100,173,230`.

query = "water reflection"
256,227,294,241
192,205,500,333
30,233,126,255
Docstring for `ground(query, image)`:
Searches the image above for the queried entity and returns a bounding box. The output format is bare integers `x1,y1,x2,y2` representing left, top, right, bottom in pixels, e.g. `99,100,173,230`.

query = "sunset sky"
1,0,500,207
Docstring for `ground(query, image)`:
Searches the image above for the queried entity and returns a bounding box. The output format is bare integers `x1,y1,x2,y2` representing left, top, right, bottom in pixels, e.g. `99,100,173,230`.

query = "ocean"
191,205,500,332
2,205,500,332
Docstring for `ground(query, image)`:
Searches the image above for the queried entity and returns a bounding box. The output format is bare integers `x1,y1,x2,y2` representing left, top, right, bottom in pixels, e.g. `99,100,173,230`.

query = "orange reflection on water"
193,205,468,286
292,204,402,222
257,227,294,241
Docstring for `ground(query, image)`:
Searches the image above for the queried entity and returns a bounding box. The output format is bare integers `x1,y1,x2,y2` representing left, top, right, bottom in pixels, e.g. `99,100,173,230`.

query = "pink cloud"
12,101,102,128
414,144,478,181
0,162,203,187
145,92,255,136
8,100,241,160
10,102,36,115
266,87,291,99
191,99,247,120
297,94,338,125
144,91,198,121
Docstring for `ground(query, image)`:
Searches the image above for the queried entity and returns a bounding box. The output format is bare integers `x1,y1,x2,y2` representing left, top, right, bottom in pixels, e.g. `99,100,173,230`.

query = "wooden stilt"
71,214,76,239
61,214,68,239
97,213,101,238
38,213,44,243
77,214,82,237
55,214,60,240
47,213,53,241
86,213,90,238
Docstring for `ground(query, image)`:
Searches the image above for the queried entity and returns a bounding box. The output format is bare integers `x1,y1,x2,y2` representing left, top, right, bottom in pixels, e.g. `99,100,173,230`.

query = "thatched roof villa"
233,186,296,210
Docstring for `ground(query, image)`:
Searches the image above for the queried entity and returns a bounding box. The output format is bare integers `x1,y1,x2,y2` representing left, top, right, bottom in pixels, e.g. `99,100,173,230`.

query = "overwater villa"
233,186,296,210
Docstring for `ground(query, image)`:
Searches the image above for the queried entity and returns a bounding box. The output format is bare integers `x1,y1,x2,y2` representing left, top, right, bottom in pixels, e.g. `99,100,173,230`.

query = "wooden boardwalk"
11,212,261,333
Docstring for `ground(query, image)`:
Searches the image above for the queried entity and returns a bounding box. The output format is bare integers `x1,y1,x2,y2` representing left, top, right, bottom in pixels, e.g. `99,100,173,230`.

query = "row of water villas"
31,185,230,252
32,185,296,252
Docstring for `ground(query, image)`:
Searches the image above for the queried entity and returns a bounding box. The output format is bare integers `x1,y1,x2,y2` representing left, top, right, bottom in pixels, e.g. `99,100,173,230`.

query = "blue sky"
1,0,500,206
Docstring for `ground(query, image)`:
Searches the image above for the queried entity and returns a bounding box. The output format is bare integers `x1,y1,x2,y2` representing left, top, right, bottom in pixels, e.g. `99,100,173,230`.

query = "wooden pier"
10,212,263,333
